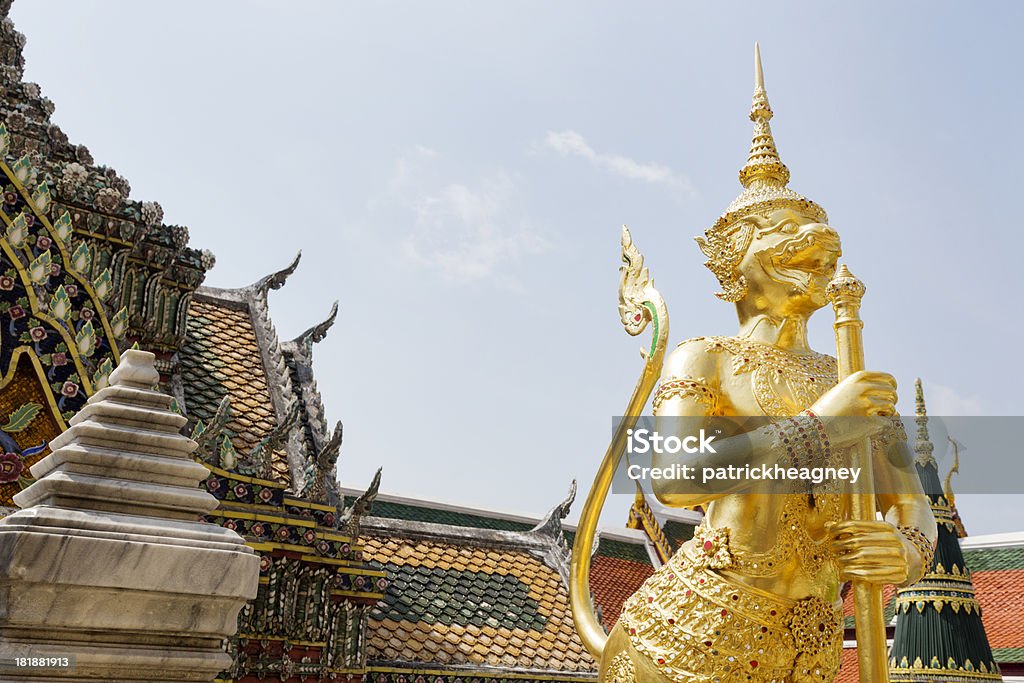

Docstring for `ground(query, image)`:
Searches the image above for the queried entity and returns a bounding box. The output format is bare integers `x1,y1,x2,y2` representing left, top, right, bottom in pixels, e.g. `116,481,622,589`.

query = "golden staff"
827,264,888,683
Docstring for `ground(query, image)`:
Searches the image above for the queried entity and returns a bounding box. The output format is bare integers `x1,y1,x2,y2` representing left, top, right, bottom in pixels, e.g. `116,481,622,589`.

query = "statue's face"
738,208,842,315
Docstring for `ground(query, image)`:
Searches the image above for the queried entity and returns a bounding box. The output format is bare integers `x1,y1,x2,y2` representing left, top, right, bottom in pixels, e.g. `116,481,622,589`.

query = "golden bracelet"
765,411,832,469
897,525,936,581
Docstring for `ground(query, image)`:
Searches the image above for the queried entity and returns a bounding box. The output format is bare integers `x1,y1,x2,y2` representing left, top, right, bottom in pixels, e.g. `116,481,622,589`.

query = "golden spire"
704,43,828,233
914,378,937,467
739,43,790,188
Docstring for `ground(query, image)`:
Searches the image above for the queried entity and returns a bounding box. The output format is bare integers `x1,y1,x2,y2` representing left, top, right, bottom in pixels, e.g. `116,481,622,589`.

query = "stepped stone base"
0,350,259,681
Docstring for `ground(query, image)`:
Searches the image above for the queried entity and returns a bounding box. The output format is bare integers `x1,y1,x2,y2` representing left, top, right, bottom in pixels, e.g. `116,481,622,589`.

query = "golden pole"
827,264,889,683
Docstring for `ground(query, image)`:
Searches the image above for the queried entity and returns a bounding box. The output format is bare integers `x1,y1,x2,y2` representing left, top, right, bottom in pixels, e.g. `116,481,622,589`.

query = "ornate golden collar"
701,335,837,416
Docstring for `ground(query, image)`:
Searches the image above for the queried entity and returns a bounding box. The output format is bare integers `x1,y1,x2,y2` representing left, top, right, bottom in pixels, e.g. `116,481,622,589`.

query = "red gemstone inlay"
634,313,643,321
750,661,759,668
721,609,728,617
704,640,713,647
704,540,714,552
668,618,675,624
658,658,665,665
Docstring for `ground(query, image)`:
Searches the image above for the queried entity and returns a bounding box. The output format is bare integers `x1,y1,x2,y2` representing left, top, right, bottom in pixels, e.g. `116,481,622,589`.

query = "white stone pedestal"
0,350,259,681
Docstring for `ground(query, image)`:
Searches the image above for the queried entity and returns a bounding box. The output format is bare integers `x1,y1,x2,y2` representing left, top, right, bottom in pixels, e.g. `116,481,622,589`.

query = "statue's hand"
827,519,910,585
809,370,897,448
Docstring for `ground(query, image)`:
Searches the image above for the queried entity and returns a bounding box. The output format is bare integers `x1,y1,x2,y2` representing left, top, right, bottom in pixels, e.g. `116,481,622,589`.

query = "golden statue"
570,45,936,683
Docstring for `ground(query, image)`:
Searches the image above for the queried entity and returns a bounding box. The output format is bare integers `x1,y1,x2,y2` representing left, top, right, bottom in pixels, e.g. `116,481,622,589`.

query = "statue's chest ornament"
704,336,837,416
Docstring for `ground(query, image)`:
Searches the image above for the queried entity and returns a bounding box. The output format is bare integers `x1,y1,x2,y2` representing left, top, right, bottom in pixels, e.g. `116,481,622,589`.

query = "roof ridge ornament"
299,419,343,502
531,480,577,587
289,300,339,353
254,251,301,296
338,467,382,535
943,436,961,513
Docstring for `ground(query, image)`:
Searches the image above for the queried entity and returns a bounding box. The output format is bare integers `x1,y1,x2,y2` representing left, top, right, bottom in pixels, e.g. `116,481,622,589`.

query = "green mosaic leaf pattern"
372,564,546,631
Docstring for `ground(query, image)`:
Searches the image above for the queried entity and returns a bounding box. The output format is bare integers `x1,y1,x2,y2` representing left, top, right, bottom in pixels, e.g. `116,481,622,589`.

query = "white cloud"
916,381,985,416
390,154,549,287
542,130,695,194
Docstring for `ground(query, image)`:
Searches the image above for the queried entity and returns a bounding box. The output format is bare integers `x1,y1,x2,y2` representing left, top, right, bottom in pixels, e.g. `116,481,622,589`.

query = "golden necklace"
702,335,837,416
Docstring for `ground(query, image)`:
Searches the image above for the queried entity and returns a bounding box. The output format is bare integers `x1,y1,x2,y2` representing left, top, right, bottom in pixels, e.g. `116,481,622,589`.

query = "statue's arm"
874,439,938,585
650,340,776,507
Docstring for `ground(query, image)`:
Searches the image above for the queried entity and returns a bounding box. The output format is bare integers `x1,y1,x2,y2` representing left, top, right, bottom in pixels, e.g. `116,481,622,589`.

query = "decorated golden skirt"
616,543,843,683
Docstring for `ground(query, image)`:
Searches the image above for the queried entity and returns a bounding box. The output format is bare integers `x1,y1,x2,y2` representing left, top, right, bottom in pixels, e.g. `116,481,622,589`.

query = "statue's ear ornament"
696,221,754,302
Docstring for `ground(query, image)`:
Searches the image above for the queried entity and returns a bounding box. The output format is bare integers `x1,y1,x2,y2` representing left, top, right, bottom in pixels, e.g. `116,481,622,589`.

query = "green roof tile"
963,546,1024,572
994,647,1024,663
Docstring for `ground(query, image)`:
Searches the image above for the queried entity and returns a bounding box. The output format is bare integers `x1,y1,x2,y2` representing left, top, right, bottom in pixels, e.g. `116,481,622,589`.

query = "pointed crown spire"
739,43,790,188
717,43,827,223
697,43,829,302
914,378,937,466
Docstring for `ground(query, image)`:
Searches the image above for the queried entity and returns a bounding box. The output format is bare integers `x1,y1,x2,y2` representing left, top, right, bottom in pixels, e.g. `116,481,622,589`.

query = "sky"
9,1,1024,535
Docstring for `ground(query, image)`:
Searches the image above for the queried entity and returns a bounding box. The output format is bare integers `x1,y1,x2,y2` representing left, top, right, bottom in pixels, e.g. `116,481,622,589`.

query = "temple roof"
179,253,340,499
350,486,659,674
360,521,591,673
626,490,703,564
182,294,290,480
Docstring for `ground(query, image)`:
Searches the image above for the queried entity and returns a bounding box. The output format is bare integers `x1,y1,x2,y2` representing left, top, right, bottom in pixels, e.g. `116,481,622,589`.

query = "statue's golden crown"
697,44,828,301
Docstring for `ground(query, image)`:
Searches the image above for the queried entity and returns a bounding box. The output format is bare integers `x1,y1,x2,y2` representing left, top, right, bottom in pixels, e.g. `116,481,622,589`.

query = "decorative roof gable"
181,253,341,501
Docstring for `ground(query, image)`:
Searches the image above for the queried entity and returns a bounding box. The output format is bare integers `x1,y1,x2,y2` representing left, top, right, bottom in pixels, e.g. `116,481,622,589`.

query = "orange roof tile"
974,569,1024,649
589,554,654,631
182,297,289,481
837,648,859,683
